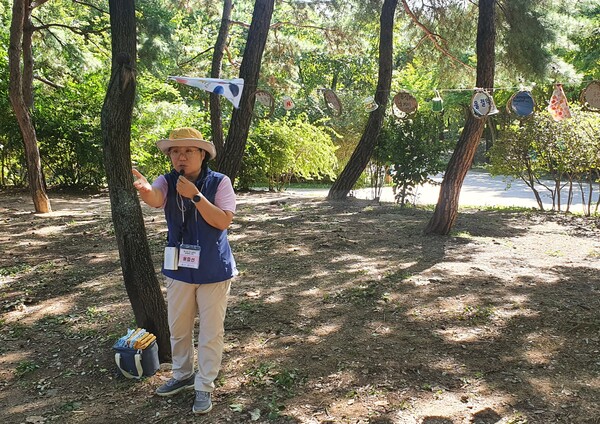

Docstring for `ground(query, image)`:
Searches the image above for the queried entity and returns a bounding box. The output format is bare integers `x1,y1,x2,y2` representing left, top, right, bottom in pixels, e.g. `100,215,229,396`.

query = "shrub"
376,111,453,205
238,114,338,191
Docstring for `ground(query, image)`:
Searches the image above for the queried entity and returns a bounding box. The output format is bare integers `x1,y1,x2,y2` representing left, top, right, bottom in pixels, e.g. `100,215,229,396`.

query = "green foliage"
35,71,107,188
376,111,454,205
489,107,600,214
459,304,495,324
497,0,554,78
30,0,111,85
545,0,600,80
15,360,39,378
0,263,31,276
238,114,338,191
244,361,305,419
563,2,600,79
0,0,597,192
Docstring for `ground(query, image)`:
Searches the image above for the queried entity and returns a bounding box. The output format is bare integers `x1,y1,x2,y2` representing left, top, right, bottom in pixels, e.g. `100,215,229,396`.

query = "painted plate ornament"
363,96,378,113
507,90,535,118
547,83,571,121
250,90,274,118
282,95,295,111
471,89,499,118
393,91,418,117
580,80,600,111
323,89,342,116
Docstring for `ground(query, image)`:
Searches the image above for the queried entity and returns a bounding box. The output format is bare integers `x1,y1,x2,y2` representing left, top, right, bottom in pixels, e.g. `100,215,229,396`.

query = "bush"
376,112,453,205
35,71,107,188
237,114,338,191
489,107,600,214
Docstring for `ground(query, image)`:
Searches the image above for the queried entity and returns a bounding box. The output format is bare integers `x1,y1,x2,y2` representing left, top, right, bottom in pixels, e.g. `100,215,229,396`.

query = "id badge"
178,244,201,269
164,246,179,270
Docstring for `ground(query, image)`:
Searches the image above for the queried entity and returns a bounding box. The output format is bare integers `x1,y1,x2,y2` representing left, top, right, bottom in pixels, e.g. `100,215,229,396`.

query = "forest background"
1,0,599,198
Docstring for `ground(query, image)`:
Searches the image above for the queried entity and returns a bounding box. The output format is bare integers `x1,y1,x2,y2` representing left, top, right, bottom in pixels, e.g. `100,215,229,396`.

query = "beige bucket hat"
156,127,217,159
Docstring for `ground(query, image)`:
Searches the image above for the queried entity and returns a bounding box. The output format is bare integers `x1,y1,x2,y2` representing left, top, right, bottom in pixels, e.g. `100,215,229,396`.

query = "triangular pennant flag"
548,83,571,121
168,76,244,108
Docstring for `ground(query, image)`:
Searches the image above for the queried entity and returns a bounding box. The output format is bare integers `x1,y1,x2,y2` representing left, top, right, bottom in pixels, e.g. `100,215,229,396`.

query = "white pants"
165,277,231,392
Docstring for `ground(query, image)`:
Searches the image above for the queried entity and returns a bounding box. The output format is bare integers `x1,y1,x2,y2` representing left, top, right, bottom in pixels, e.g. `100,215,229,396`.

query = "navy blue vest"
162,168,237,284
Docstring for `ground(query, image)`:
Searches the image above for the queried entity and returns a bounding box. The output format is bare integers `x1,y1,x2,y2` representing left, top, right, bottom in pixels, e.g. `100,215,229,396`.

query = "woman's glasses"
169,148,202,158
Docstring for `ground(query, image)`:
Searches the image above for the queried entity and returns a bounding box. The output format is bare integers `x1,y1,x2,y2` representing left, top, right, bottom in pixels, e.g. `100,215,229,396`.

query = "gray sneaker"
155,374,195,396
192,390,213,414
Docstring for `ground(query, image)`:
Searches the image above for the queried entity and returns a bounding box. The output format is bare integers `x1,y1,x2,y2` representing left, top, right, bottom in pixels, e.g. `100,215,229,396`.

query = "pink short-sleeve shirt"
152,174,236,212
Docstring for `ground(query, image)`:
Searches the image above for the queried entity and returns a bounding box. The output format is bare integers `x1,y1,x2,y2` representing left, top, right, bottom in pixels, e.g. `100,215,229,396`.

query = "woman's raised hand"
132,168,152,193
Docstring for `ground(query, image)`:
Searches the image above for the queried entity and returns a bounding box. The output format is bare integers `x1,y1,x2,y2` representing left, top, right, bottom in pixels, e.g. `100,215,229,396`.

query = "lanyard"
176,177,206,246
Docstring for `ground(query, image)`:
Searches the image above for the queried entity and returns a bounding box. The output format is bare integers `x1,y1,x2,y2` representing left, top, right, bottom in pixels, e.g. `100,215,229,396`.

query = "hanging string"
355,79,598,96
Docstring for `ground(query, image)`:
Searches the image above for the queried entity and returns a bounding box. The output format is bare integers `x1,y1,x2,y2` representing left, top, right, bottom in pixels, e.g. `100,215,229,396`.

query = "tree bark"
8,0,51,213
424,0,496,235
102,0,170,362
216,0,275,181
327,0,398,200
210,0,233,157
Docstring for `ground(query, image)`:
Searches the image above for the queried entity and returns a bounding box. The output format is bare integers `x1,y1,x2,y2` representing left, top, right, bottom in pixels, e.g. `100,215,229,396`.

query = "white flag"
168,76,244,109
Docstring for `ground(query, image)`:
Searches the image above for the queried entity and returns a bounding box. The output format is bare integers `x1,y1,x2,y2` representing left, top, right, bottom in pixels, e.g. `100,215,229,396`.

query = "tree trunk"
216,0,274,181
424,0,496,235
210,0,233,157
327,0,398,200
102,0,170,362
8,0,51,213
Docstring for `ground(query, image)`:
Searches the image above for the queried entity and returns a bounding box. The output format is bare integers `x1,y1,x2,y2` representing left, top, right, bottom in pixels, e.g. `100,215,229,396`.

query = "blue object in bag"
113,341,160,379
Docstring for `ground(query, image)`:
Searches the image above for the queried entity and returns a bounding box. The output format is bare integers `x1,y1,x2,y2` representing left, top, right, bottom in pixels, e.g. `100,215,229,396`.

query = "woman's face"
168,147,206,177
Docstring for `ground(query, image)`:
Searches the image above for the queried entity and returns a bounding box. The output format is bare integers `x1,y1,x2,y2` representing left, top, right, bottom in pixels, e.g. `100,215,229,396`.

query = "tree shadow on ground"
1,192,599,423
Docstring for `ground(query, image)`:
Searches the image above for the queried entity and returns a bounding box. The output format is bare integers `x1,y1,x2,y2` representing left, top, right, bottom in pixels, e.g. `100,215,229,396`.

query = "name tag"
178,244,201,269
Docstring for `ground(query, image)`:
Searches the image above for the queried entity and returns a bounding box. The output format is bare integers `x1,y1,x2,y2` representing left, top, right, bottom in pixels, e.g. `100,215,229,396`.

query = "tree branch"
31,0,51,9
229,19,251,28
177,46,214,67
401,0,475,71
224,45,237,68
73,0,109,15
231,19,331,33
34,75,64,89
270,21,331,32
32,20,109,35
40,25,67,49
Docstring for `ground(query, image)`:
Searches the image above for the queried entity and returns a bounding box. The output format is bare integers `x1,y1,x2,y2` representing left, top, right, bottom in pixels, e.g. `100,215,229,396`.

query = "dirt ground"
1,189,600,424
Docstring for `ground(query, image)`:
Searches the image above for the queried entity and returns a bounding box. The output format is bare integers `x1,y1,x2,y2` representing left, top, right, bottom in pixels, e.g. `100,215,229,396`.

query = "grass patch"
451,230,474,239
244,362,305,420
459,305,495,324
7,323,28,338
0,264,32,277
328,283,383,305
245,362,304,394
15,360,39,378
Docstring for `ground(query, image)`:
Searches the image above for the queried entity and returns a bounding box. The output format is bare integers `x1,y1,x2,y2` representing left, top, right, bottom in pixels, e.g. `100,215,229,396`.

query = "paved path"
286,170,599,211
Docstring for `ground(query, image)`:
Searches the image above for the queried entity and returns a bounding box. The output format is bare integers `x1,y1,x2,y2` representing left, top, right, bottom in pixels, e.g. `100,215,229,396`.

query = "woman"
132,127,237,415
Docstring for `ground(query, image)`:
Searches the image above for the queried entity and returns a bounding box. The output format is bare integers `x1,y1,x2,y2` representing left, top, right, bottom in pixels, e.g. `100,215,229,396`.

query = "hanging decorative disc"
282,95,295,111
393,91,418,117
471,89,499,118
580,80,600,111
250,90,274,118
363,96,378,113
507,90,535,118
323,89,342,116
548,83,571,121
